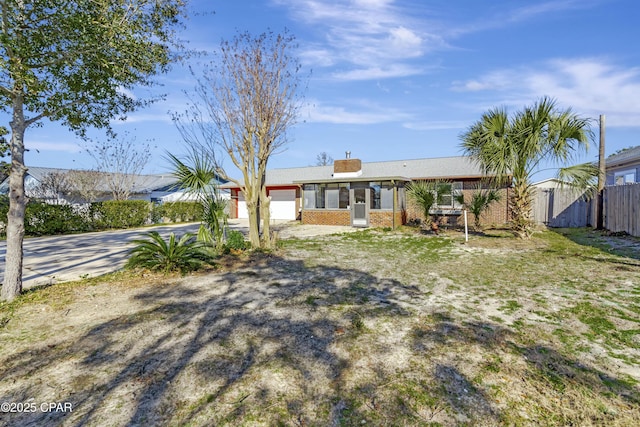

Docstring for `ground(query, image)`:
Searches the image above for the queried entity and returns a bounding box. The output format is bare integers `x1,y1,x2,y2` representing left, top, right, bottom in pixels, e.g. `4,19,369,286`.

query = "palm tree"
406,180,451,227
458,185,502,231
460,97,593,238
166,150,228,250
126,231,212,274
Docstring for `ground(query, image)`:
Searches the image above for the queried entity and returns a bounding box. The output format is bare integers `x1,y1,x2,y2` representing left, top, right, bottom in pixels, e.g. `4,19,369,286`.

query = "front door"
351,183,369,227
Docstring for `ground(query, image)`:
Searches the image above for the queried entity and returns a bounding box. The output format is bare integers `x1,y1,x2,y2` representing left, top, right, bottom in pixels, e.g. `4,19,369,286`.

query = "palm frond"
126,231,213,274
557,162,599,200
460,96,593,238
406,180,450,225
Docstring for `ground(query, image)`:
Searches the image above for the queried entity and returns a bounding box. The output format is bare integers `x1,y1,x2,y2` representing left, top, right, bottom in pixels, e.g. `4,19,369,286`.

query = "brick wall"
369,210,404,228
405,187,511,228
302,209,351,226
302,209,404,228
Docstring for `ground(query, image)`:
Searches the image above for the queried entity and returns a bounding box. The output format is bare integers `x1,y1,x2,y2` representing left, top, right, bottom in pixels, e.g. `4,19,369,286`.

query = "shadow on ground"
552,227,640,262
1,253,638,426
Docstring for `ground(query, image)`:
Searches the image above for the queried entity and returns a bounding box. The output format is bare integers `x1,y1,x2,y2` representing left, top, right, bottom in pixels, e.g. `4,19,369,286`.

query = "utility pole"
596,114,606,229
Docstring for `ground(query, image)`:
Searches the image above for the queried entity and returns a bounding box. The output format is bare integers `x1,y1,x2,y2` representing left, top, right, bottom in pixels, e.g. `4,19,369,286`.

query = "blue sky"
13,0,640,181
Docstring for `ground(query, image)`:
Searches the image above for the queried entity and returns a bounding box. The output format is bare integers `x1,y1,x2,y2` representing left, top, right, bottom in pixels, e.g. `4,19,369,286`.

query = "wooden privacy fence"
604,183,640,236
532,183,640,236
532,188,592,228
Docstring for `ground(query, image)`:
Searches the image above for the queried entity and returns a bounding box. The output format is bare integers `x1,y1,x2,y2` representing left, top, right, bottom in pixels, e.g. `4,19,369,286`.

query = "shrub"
0,195,8,236
154,201,203,223
0,198,89,237
406,180,451,226
225,230,247,252
24,202,89,236
91,200,150,229
126,231,213,274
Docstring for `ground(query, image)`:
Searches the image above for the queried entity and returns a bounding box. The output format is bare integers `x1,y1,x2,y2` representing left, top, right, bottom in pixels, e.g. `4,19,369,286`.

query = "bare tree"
316,152,333,166
29,172,72,204
174,30,304,249
65,169,104,204
87,133,152,200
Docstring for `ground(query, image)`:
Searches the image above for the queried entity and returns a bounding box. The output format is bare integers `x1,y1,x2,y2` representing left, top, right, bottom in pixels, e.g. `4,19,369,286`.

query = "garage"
268,189,297,220
236,189,296,220
237,192,248,219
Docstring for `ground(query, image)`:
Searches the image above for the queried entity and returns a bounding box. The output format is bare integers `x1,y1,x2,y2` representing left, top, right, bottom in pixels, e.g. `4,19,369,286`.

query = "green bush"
91,200,150,229
0,195,8,235
154,201,203,223
24,201,89,236
225,230,248,252
1,197,90,237
126,231,213,274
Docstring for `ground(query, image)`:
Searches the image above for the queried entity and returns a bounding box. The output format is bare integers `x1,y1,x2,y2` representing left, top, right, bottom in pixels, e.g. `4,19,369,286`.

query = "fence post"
596,114,606,229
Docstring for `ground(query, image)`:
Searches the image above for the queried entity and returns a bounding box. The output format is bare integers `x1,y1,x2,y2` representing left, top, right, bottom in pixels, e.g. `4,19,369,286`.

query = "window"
303,184,317,209
614,170,636,185
370,181,394,209
303,183,349,209
436,182,463,209
339,184,349,208
326,184,339,208
315,185,326,208
370,182,381,209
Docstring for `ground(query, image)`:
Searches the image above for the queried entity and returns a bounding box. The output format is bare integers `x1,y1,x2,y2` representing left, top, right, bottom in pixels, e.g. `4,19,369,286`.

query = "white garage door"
237,192,248,219
269,189,296,220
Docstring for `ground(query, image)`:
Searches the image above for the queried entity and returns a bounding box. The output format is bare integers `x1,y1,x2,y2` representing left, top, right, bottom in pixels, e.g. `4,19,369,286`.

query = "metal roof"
0,166,207,194
606,146,640,167
221,156,484,188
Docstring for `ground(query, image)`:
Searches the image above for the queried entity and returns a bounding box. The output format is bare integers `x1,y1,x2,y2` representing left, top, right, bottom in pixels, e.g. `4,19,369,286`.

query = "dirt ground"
0,226,639,426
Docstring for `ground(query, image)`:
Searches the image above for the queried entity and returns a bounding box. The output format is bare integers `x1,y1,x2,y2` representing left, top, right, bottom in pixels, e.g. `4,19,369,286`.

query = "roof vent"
345,151,351,159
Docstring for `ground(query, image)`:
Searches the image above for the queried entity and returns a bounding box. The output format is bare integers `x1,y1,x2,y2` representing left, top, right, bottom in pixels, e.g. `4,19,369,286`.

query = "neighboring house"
0,166,228,204
222,155,511,228
531,178,565,189
606,146,640,185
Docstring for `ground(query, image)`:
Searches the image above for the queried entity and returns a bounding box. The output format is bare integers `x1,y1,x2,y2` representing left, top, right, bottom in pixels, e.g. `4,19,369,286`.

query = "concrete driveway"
0,219,358,290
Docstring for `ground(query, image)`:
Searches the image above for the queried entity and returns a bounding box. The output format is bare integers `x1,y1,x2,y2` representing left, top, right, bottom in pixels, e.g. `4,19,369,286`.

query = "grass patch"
1,228,639,426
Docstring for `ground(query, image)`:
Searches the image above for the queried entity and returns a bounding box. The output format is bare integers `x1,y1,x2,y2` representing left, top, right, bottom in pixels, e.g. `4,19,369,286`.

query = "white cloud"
333,64,423,81
451,58,640,127
300,48,336,67
388,26,423,58
278,0,597,84
353,0,393,7
26,141,82,153
116,86,137,100
447,0,602,38
276,0,439,81
302,99,410,124
402,120,469,131
117,112,174,125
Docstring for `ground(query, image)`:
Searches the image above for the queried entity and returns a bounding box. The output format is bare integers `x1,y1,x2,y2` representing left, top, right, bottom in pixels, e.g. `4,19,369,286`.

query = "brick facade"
302,209,351,226
369,210,404,228
405,186,511,228
301,209,404,228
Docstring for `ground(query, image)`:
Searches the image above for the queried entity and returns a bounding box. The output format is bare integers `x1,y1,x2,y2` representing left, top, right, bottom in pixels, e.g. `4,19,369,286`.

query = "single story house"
223,155,510,228
606,146,640,185
0,166,228,204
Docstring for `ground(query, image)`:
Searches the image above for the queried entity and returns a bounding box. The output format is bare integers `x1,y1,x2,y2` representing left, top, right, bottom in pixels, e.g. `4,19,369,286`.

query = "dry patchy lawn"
0,227,639,426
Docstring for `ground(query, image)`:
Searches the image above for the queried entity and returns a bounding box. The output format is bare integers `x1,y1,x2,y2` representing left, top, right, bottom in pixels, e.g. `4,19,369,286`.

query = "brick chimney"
333,152,362,178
